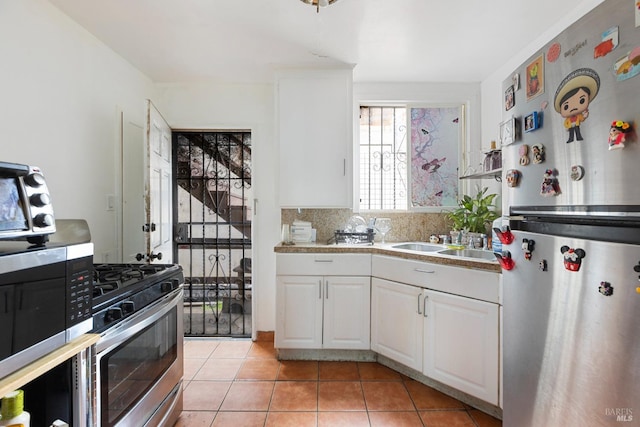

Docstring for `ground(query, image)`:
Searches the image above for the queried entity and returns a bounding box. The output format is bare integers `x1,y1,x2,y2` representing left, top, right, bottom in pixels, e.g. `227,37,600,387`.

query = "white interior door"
121,112,145,262
145,100,173,264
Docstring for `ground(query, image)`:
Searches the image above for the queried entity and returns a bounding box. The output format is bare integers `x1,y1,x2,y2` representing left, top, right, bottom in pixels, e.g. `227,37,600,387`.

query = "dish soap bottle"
492,217,506,255
0,389,30,427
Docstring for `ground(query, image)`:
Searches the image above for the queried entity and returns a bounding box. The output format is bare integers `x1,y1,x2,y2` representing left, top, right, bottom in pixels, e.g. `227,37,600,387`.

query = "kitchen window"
359,105,462,211
359,106,408,211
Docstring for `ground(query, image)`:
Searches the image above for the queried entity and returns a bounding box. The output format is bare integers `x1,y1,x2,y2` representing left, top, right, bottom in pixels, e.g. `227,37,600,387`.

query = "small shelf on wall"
460,168,502,181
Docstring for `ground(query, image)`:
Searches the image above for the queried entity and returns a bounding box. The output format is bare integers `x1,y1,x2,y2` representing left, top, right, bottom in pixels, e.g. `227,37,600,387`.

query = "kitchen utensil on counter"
281,224,292,244
374,218,391,243
345,215,367,233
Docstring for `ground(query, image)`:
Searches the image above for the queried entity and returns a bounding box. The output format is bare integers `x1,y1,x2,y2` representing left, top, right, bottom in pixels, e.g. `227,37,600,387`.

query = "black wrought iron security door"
174,131,252,337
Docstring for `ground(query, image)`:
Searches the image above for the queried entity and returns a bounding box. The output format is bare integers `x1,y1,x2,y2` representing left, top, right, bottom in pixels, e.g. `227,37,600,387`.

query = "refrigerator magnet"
547,42,561,63
594,26,618,59
612,47,640,82
506,169,521,187
560,246,586,272
541,169,560,196
505,85,515,111
608,120,631,150
531,144,545,164
570,165,585,181
539,260,548,272
524,112,541,132
522,239,535,260
526,54,544,101
554,68,601,143
500,117,518,146
598,281,614,296
519,145,530,166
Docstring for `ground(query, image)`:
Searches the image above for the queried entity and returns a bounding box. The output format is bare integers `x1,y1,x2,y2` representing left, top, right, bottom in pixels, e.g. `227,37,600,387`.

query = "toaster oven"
0,161,55,244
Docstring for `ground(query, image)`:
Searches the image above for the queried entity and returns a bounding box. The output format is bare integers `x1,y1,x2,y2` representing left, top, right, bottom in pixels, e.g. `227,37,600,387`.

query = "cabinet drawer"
372,255,499,303
277,253,371,276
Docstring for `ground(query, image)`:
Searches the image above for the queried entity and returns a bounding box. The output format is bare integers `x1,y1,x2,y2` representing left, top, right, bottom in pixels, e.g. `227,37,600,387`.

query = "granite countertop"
274,242,501,273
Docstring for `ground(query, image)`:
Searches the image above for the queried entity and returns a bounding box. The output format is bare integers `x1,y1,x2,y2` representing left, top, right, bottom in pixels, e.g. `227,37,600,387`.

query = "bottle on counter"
0,390,30,427
492,216,508,255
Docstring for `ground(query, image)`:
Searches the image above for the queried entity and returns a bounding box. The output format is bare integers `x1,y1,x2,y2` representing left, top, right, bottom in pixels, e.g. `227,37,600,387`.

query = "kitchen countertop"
0,333,100,398
275,242,501,273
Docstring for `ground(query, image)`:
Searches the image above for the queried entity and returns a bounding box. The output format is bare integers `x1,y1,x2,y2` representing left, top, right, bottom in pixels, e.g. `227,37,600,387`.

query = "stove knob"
105,307,123,322
30,193,51,207
24,173,45,187
121,301,135,314
33,213,54,228
161,281,172,292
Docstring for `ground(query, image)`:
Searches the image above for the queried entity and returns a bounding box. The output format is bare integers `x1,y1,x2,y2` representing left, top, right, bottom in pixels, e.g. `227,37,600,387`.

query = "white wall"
480,0,605,152
0,0,156,260
155,83,279,334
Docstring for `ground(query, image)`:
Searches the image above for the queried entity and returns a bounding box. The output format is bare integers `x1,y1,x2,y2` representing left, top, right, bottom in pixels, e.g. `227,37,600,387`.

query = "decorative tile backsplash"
281,209,451,244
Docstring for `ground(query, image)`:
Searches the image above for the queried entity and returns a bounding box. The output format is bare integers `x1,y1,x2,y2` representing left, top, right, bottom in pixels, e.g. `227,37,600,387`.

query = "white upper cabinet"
276,68,353,208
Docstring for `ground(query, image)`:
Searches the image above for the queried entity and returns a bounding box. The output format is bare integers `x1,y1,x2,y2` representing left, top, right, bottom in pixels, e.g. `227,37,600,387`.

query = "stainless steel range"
92,262,184,427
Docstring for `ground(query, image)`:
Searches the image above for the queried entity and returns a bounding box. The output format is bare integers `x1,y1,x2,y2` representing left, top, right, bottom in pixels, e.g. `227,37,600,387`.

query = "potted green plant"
446,187,500,235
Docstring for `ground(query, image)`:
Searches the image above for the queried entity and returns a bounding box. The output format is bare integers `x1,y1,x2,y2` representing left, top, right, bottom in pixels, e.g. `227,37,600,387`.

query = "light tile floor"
176,336,502,427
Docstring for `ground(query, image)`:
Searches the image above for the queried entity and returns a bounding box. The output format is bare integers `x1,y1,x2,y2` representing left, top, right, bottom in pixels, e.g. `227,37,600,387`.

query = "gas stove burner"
93,263,164,284
139,264,167,273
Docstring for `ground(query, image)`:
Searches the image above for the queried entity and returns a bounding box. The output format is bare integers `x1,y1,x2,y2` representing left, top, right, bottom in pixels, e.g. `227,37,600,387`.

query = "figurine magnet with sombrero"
608,120,632,150
554,68,600,143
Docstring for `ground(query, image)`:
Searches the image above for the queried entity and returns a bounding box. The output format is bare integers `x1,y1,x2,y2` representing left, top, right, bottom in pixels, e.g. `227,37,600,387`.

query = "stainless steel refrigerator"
500,2,640,426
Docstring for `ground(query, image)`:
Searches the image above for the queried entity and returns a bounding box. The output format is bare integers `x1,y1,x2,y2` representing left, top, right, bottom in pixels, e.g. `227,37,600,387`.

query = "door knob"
149,252,163,261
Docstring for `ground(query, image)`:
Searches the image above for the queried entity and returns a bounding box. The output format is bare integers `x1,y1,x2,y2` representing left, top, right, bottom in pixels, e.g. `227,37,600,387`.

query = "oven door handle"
96,289,183,354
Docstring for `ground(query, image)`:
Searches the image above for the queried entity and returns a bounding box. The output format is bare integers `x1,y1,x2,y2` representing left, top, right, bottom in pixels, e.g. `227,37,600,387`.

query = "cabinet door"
323,276,370,350
277,69,352,208
423,290,499,405
371,278,423,371
276,275,323,349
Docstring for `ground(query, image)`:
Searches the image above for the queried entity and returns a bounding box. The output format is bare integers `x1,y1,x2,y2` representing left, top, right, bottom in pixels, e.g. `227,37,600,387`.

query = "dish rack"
328,229,375,245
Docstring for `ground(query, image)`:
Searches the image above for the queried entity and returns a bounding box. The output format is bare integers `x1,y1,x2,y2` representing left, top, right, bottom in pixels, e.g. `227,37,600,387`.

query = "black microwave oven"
0,242,93,380
0,161,55,244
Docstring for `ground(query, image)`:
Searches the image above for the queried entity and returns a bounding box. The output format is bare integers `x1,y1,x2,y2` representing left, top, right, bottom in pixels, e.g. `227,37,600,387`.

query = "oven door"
95,289,183,427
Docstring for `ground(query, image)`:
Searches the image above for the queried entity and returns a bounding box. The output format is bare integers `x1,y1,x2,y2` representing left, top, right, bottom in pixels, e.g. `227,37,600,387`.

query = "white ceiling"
49,0,583,84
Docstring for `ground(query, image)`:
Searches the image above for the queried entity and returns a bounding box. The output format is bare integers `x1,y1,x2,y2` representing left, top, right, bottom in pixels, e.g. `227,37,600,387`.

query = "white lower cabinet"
276,275,323,348
371,255,500,405
276,275,370,349
277,252,500,405
423,289,499,405
371,278,423,371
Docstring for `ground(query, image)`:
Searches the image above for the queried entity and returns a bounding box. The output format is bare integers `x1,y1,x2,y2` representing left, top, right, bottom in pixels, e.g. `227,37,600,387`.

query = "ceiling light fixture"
300,0,339,13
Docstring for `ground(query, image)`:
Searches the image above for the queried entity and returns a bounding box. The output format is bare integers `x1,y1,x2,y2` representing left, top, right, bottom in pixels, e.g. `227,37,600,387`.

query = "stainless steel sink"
391,242,443,252
437,248,497,261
